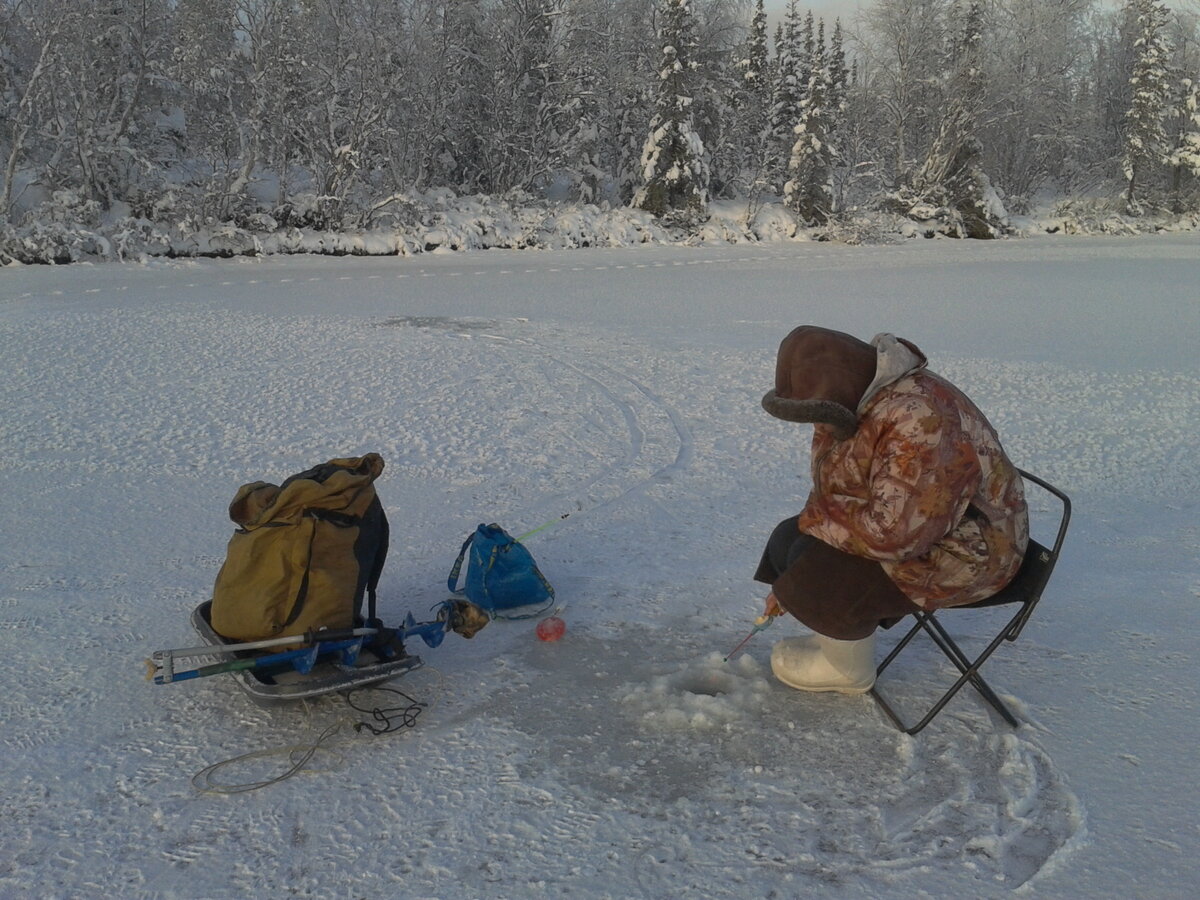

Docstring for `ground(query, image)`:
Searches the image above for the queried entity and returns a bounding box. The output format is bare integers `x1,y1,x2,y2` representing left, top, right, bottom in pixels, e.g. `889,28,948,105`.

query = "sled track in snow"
474,327,696,528
535,347,696,514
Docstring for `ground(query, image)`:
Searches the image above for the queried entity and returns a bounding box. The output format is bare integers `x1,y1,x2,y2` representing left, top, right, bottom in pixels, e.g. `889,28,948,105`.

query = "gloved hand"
762,591,784,621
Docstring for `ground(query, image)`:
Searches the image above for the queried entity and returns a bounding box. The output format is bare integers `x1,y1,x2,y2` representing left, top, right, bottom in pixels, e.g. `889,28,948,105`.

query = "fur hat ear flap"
761,391,858,440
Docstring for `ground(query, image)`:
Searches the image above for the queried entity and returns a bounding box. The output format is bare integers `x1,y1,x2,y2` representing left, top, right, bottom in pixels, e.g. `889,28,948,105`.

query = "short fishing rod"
724,614,779,662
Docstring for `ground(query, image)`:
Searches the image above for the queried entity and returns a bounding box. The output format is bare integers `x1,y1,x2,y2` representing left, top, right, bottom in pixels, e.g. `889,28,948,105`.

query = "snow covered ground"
2,234,1197,899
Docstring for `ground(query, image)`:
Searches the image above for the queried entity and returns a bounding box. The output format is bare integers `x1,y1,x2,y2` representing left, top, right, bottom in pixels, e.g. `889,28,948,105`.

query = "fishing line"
515,512,572,543
191,706,348,795
344,685,426,735
190,666,446,794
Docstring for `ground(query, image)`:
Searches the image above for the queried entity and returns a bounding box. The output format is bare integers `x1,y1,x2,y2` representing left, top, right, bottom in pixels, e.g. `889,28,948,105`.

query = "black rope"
343,686,426,735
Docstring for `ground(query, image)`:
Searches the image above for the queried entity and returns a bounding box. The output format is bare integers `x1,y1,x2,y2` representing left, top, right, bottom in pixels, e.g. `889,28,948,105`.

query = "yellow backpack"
210,454,389,642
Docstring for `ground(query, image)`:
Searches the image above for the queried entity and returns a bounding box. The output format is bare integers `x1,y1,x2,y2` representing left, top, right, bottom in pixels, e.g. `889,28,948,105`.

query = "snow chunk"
620,652,771,729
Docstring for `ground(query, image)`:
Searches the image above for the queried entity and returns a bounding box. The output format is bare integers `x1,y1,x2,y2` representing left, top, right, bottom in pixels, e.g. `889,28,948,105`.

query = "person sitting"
755,326,1029,693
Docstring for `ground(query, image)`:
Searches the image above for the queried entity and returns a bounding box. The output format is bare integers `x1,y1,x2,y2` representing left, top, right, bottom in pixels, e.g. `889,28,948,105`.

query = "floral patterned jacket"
797,334,1029,609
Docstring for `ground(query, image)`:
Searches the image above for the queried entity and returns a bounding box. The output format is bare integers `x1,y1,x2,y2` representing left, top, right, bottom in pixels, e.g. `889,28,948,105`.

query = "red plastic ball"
535,616,566,642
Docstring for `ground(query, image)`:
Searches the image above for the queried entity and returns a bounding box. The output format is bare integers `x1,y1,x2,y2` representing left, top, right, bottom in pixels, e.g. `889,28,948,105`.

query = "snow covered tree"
767,2,806,191
833,52,888,211
732,0,774,207
823,18,853,211
1168,76,1200,208
167,0,252,221
687,1,755,200
0,2,63,216
277,0,412,227
742,0,770,102
944,0,986,132
785,24,835,224
678,2,754,202
557,2,608,203
926,0,1008,236
1094,5,1140,164
33,0,175,212
633,0,709,223
560,97,606,203
981,0,1095,211
881,0,1008,237
826,18,850,132
1122,0,1174,213
158,0,309,223
487,0,569,193
416,0,494,193
858,0,948,189
801,11,817,94
582,0,661,204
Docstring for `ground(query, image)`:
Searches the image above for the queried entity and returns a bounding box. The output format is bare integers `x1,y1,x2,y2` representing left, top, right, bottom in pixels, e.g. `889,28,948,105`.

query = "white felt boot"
770,632,877,694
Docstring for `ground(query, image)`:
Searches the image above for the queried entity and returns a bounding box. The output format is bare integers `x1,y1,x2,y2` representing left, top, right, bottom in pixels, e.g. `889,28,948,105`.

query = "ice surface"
1,235,1197,898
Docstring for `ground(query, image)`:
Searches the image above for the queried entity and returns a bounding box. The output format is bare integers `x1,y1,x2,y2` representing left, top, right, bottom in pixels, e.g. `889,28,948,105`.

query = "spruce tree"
827,19,849,132
767,1,804,191
743,0,769,101
733,0,770,193
824,19,850,210
785,26,834,226
633,0,709,223
1122,0,1173,213
1168,77,1200,209
800,11,816,102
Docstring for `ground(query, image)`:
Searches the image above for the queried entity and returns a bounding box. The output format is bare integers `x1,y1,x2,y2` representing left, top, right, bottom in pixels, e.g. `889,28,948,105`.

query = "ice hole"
670,669,736,697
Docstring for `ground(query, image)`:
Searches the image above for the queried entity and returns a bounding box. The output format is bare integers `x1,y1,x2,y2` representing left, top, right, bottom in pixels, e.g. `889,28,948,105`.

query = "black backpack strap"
447,531,475,594
365,505,389,623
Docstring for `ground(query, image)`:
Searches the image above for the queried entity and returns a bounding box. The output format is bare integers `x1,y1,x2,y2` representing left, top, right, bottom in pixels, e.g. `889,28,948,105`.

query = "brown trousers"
754,516,921,640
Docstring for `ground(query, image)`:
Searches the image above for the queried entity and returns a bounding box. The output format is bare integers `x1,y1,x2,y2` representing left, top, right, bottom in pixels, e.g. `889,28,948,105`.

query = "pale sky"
762,0,1187,25
763,1,865,28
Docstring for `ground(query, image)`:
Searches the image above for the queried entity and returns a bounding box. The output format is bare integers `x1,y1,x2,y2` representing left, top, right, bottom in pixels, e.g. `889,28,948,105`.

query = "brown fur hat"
761,326,878,439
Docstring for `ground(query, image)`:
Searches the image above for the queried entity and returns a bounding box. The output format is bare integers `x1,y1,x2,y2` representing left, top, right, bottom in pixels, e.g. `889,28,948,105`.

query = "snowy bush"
2,188,1197,267
1013,184,1200,237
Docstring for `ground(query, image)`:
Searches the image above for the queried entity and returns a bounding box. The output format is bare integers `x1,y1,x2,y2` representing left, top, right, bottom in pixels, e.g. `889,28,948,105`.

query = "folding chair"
869,469,1071,735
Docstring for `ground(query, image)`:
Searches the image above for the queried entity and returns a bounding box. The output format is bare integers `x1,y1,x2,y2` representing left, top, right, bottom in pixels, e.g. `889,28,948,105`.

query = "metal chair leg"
921,614,1020,726
870,610,1024,733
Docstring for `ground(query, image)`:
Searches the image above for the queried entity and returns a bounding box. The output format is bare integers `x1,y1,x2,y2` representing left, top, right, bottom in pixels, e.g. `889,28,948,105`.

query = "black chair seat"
961,538,1052,612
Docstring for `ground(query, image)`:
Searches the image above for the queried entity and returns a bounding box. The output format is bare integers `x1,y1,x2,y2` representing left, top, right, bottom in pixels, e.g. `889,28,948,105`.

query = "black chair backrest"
974,468,1070,639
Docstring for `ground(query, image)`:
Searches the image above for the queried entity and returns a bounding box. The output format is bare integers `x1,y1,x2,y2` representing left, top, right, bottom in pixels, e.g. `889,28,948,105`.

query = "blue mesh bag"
447,523,554,618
